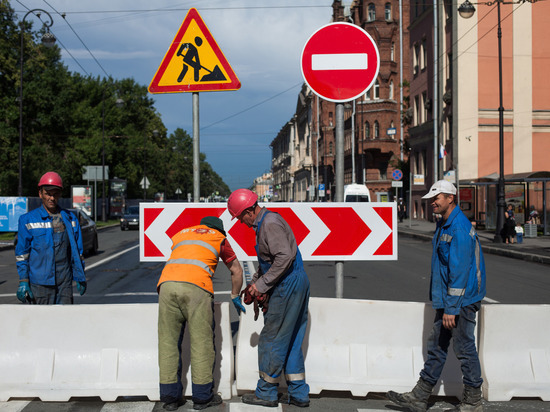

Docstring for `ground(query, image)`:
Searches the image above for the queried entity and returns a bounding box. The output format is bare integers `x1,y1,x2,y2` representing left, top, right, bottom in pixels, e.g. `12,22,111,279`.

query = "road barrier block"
235,297,465,397
480,304,550,401
0,303,233,402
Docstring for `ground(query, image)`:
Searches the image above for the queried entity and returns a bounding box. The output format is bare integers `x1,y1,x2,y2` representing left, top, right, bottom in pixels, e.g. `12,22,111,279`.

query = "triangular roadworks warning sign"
148,8,241,93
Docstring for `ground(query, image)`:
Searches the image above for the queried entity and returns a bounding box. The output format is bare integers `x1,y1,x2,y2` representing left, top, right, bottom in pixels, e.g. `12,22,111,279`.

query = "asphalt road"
2,226,550,305
1,228,550,411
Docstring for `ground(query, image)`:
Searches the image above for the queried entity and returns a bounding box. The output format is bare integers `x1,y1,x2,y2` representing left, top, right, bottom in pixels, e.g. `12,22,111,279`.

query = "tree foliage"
0,2,230,200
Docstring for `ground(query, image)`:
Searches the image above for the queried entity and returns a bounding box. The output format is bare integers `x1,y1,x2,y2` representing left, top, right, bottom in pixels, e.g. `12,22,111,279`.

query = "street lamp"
101,92,124,221
143,129,159,200
19,9,56,196
459,0,538,242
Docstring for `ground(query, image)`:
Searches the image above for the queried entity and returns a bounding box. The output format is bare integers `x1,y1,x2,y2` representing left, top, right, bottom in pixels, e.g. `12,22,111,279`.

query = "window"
329,112,333,127
415,95,420,126
368,3,376,22
374,121,380,138
329,141,333,155
385,3,392,20
373,79,380,99
364,90,371,100
390,42,395,61
422,39,427,70
365,121,370,139
389,80,394,100
390,121,395,139
413,44,420,75
422,91,428,122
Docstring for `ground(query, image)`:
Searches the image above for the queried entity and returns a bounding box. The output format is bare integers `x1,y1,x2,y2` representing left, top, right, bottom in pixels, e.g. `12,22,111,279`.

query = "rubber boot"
386,378,434,412
447,385,483,411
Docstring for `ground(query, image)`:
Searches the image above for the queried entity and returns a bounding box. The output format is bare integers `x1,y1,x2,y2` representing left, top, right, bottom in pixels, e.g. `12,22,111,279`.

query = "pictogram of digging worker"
177,36,203,83
176,36,226,83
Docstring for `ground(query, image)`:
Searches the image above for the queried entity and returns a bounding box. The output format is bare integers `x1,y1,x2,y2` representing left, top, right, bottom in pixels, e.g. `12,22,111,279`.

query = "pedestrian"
386,180,486,412
515,223,524,244
502,204,516,244
527,205,539,224
398,198,407,223
157,216,245,411
15,172,87,305
227,189,310,408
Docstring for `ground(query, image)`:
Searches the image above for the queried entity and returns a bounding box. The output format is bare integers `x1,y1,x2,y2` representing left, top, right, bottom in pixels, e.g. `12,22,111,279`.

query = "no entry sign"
301,22,380,102
140,203,397,262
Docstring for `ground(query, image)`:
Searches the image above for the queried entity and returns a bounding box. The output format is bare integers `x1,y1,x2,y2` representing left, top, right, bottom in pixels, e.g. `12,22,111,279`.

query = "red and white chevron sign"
140,203,397,262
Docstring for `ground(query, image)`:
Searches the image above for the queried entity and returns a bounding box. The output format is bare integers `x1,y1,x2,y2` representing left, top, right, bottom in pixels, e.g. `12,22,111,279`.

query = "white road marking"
312,53,368,70
483,296,500,303
86,244,140,270
230,403,283,411
0,401,31,412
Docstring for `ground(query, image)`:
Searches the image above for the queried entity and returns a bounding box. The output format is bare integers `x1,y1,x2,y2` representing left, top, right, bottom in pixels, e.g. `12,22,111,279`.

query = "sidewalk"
399,218,550,266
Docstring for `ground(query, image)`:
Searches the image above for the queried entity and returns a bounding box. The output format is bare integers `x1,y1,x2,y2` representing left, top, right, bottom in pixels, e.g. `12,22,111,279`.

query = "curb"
399,229,550,266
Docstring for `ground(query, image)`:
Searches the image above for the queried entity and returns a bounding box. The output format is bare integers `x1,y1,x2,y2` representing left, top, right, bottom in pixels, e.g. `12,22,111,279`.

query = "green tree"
0,3,231,200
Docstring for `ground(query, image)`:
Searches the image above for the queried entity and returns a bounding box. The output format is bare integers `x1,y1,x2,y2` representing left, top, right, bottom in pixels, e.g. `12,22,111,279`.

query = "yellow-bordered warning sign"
149,8,241,93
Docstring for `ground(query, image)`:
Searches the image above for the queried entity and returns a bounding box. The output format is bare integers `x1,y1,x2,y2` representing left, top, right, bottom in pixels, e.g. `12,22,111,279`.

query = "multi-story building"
407,1,452,220
252,172,273,201
271,0,409,203
409,1,549,230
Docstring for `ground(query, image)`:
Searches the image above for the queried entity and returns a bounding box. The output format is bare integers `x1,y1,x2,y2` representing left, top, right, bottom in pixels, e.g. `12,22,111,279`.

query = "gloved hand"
231,294,246,315
76,281,87,296
16,281,33,303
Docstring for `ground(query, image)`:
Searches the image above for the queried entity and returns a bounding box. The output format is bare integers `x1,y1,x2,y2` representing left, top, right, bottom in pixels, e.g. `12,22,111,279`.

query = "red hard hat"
38,171,63,189
227,189,258,219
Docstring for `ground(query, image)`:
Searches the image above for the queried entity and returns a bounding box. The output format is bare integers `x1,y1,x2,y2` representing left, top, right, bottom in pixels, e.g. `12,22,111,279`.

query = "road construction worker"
157,216,245,411
15,171,87,304
228,189,310,408
387,180,486,412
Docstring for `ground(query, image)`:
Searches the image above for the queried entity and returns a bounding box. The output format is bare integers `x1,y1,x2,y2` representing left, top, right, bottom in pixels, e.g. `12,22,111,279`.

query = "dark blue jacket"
430,206,486,315
15,206,86,285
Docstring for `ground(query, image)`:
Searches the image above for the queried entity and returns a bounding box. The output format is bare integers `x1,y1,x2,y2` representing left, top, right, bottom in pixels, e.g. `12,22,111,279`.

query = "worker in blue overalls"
228,189,310,408
15,172,87,304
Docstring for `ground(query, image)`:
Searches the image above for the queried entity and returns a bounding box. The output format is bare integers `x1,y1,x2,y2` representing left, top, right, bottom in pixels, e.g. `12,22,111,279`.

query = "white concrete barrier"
0,303,233,402
235,297,465,397
479,304,550,401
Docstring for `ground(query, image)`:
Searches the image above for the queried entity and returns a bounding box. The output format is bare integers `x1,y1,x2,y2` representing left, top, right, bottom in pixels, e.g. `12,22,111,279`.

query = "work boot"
446,385,483,411
386,378,434,412
193,393,222,410
280,393,310,407
163,399,185,411
242,393,278,407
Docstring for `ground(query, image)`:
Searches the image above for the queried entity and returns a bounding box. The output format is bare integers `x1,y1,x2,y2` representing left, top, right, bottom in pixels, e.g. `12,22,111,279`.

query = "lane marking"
312,53,368,70
86,244,140,270
483,296,500,304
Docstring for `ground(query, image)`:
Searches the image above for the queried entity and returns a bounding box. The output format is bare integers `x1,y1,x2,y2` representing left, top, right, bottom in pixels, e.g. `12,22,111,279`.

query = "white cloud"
14,0,332,189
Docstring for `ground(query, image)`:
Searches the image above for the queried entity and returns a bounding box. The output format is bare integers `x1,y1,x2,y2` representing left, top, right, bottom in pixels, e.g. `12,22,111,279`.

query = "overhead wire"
42,0,109,77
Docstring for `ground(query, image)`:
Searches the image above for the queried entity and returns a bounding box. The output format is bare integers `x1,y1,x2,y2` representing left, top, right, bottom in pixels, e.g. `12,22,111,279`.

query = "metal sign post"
301,23,381,298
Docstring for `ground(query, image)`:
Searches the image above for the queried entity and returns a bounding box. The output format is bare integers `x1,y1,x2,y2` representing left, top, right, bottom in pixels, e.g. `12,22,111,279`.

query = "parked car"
68,208,98,256
120,206,140,231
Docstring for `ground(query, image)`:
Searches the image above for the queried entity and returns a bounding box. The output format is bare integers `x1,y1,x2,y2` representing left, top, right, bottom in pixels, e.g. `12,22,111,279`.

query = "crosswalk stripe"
0,401,31,412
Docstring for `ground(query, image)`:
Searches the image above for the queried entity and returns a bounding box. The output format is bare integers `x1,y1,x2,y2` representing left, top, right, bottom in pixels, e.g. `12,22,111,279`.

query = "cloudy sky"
13,0,334,191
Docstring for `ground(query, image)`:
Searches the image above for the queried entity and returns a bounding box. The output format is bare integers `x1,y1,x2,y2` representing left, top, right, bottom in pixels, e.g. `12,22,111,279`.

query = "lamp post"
460,0,504,242
19,9,55,196
143,129,159,200
101,92,124,221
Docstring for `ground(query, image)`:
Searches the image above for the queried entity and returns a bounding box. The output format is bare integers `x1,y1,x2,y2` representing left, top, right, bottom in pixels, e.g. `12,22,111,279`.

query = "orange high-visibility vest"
157,225,225,294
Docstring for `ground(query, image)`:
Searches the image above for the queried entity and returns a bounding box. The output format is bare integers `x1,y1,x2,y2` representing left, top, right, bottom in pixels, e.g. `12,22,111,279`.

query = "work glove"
16,281,33,303
76,281,87,296
231,294,246,315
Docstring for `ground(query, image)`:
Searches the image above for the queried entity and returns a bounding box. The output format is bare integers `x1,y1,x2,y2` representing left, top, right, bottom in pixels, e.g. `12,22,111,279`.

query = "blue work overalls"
254,211,310,402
